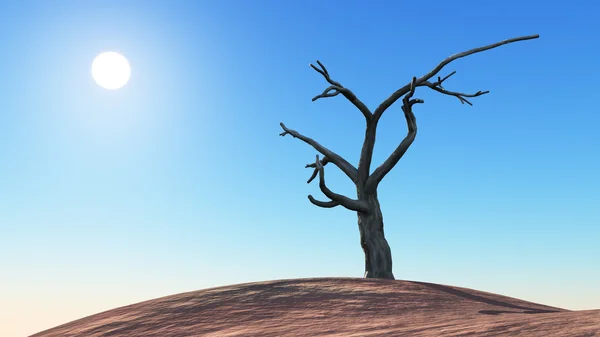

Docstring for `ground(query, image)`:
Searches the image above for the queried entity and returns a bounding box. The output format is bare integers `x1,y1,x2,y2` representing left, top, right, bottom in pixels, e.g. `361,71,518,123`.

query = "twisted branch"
305,156,330,183
307,196,340,208
308,155,369,212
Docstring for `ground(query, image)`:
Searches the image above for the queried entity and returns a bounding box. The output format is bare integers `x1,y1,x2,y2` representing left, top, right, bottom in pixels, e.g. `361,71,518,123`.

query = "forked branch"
311,60,372,121
308,155,369,212
422,70,489,105
365,78,422,193
305,156,330,183
372,34,539,121
280,122,358,183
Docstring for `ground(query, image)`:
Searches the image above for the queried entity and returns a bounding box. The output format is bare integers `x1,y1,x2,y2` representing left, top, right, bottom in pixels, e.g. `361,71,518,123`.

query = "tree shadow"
478,309,557,315
409,281,564,315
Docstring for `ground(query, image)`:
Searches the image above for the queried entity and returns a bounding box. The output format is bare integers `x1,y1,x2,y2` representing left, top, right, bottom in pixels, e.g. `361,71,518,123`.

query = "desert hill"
31,277,600,336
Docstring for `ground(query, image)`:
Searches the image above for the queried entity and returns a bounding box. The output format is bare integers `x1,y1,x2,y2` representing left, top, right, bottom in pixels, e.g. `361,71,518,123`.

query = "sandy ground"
31,277,600,336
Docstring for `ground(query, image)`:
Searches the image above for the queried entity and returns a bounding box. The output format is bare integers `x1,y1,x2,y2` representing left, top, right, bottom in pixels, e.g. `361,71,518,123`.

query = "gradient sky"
1,1,599,336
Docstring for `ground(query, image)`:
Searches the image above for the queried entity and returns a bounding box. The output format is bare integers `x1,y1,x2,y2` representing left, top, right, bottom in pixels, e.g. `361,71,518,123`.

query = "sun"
91,52,131,90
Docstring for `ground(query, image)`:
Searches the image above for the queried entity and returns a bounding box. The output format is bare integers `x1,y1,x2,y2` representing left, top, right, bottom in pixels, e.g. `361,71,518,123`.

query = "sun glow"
91,52,131,90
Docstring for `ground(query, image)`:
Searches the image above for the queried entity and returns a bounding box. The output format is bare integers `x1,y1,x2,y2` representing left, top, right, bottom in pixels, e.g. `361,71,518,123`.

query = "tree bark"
357,191,395,279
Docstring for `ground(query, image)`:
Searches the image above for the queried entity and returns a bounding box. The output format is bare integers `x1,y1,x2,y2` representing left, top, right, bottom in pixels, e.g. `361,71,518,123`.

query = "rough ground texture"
31,278,600,337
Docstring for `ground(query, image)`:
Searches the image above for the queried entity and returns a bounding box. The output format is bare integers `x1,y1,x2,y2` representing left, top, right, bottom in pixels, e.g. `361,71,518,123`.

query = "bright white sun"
91,52,131,90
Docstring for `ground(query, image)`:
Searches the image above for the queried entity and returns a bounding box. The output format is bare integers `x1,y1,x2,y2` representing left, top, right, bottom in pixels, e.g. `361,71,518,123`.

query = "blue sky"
1,1,598,336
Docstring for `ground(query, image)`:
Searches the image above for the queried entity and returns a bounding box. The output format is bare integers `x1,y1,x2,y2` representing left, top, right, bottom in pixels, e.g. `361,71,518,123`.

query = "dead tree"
280,35,539,279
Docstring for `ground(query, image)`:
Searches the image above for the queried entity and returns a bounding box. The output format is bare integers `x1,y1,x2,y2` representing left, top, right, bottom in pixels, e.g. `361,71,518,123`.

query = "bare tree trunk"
357,192,394,279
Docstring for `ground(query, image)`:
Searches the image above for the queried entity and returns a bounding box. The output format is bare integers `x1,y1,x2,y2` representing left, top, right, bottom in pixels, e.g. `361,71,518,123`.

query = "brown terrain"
31,278,600,337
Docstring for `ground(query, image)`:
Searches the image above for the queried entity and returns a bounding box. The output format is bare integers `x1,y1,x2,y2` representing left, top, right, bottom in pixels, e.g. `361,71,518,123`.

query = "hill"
31,278,600,336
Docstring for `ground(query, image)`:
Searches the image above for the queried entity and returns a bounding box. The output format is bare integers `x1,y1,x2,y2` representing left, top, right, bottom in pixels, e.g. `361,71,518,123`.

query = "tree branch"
365,78,423,193
372,34,539,121
422,71,489,106
311,60,372,121
308,195,340,208
280,122,358,183
420,34,539,86
308,155,370,212
305,156,330,183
